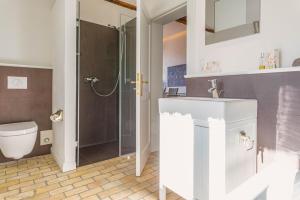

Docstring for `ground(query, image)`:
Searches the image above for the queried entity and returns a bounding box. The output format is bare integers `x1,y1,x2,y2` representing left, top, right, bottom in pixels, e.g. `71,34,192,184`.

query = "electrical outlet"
40,130,53,145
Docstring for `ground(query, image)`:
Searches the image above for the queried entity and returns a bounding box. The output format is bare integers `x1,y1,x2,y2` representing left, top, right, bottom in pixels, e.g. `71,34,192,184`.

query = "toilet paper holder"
50,109,63,122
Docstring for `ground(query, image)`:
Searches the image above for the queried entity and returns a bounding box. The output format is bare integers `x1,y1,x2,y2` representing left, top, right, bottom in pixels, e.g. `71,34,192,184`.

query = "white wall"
80,0,136,27
51,0,66,171
51,0,77,172
187,0,300,75
64,0,77,172
0,0,53,67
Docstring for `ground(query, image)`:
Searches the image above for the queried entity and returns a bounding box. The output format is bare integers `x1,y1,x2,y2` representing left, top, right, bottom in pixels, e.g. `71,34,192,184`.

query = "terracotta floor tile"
0,153,182,200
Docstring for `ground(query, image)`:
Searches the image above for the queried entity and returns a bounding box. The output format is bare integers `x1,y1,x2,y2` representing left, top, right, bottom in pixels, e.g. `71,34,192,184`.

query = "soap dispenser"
259,53,265,70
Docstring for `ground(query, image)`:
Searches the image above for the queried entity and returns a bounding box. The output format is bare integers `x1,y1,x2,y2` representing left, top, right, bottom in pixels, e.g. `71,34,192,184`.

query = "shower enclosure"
76,14,137,166
119,16,137,155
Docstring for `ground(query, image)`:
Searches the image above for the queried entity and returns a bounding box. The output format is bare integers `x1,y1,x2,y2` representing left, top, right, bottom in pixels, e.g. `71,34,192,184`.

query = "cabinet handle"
240,131,254,151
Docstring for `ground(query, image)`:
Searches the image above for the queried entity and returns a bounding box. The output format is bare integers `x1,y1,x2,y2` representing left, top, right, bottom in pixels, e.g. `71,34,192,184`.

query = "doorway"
148,3,187,154
163,21,187,97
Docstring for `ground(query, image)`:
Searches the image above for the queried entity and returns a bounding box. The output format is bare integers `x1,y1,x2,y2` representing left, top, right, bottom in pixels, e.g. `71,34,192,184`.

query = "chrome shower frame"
118,13,136,157
76,0,81,166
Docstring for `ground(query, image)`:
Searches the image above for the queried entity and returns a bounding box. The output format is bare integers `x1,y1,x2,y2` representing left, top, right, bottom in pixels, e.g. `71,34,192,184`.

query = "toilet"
0,121,38,159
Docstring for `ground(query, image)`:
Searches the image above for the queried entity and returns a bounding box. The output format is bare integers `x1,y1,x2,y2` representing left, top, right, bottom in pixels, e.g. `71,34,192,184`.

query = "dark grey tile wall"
79,20,119,147
0,66,52,163
186,71,300,163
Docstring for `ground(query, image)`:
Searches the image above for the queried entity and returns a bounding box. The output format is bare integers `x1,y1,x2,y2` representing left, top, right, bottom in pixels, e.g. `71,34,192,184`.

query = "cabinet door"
226,121,257,193
159,113,194,199
160,114,209,199
194,125,209,200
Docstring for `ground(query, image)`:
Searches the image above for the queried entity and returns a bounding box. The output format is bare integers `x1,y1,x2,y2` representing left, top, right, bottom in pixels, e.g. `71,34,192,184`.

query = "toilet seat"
0,121,37,137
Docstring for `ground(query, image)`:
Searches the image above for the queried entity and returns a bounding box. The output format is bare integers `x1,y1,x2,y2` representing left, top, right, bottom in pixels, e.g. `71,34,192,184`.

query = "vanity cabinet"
159,97,257,200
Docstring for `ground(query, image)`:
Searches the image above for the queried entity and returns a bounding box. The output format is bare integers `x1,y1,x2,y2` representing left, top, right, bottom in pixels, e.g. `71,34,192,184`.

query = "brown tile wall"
79,20,119,147
0,66,52,163
186,71,300,165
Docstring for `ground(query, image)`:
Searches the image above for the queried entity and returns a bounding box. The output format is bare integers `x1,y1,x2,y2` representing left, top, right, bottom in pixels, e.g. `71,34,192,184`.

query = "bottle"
274,49,280,68
259,53,265,70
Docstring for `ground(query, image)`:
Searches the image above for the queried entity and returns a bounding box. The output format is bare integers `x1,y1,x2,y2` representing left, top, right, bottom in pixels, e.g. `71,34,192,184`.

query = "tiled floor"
0,152,183,200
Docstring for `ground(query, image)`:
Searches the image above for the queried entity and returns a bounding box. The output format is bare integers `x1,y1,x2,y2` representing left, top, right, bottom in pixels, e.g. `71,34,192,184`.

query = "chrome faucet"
208,79,223,98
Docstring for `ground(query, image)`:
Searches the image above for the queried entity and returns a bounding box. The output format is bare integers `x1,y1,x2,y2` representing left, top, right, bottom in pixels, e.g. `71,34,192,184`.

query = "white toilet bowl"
0,121,38,159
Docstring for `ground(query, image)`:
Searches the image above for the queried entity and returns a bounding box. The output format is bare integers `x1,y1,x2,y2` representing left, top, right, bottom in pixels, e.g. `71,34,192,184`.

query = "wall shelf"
0,63,53,69
185,66,300,78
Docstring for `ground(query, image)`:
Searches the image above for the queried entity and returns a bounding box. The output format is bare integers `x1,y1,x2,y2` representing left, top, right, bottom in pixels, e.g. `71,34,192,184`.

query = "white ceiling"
78,0,186,20
143,0,186,19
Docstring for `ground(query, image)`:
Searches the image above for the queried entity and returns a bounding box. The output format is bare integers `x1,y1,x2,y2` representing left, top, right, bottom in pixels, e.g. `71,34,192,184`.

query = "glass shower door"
119,15,137,155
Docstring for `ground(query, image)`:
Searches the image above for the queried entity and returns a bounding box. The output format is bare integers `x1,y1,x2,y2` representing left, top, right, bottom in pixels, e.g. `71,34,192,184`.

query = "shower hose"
90,73,120,97
89,26,125,97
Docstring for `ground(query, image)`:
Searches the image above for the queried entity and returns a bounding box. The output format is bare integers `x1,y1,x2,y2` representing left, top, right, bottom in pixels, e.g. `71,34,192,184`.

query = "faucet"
84,76,99,83
208,79,223,98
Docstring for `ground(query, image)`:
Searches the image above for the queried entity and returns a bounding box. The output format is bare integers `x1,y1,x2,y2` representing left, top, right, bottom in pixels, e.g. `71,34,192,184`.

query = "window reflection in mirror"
206,0,261,45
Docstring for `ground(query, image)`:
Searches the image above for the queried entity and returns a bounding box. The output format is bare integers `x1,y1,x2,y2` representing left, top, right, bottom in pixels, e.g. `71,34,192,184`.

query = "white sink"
159,97,257,126
168,97,246,102
159,97,258,200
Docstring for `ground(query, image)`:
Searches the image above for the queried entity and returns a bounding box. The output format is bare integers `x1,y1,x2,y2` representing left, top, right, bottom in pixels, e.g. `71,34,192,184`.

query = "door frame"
149,3,187,153
135,1,188,176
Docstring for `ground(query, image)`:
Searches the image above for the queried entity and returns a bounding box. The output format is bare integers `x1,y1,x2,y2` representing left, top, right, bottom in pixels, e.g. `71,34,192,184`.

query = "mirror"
206,0,261,45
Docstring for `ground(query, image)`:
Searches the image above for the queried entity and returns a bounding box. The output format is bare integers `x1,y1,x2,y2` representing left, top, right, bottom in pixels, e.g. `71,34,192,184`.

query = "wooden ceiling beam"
104,0,136,11
176,17,215,33
176,17,187,25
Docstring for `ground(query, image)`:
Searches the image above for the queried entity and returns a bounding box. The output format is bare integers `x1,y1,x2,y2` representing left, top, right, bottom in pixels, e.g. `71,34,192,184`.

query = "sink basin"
165,97,249,102
159,97,257,126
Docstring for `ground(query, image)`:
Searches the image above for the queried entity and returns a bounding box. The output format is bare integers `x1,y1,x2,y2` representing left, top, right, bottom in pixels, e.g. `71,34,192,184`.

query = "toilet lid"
0,121,38,137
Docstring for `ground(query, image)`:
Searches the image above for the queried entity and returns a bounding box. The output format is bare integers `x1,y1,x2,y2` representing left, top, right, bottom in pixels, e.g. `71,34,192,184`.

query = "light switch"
7,76,27,89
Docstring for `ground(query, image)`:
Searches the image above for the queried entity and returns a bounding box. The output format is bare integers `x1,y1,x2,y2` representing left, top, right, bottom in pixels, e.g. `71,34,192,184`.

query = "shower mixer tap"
84,75,119,97
84,77,99,83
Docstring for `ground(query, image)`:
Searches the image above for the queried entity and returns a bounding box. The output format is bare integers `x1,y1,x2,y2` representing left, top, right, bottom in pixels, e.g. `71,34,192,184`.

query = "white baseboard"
51,147,76,172
61,161,77,172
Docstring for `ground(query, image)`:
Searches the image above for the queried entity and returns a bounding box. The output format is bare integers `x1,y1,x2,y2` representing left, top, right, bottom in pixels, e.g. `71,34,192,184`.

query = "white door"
136,0,151,176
